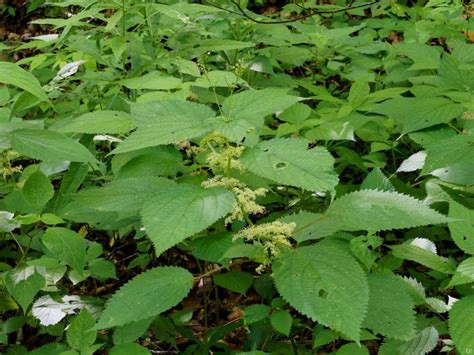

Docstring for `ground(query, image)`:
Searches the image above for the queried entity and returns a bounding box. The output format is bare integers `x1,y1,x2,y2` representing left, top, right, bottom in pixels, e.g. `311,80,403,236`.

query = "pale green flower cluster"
236,221,296,273
201,176,267,225
206,146,245,173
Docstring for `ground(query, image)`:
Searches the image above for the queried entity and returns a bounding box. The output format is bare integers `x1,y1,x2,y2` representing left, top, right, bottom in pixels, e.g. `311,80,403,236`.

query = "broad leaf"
390,239,455,274
111,100,215,154
222,88,300,124
241,138,338,192
66,308,96,351
270,310,293,336
371,97,464,133
213,271,253,295
97,266,193,329
6,267,45,312
42,227,87,272
449,295,474,355
449,200,474,254
71,177,175,214
57,110,134,134
326,190,450,232
11,129,98,164
0,61,48,102
141,184,235,255
363,274,416,340
273,243,369,341
21,169,54,212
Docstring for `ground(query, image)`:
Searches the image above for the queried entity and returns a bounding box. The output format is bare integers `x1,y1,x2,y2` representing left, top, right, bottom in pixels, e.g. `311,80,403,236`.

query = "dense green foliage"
0,0,473,353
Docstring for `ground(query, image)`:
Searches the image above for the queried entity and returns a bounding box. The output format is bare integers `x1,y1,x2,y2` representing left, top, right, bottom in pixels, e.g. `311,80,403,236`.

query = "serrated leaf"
326,190,450,232
449,257,474,287
21,169,54,212
111,100,215,154
71,177,175,214
371,97,464,133
57,110,134,134
279,211,340,242
273,243,369,341
6,269,45,312
241,138,338,192
398,326,438,355
222,88,300,125
42,227,87,272
141,184,235,256
0,61,49,102
11,129,98,164
66,308,96,351
449,295,474,355
109,343,150,355
243,304,271,324
391,239,455,274
270,310,292,336
363,274,416,340
96,266,193,329
214,271,253,295
113,317,154,345
360,168,394,191
449,200,474,254
89,259,116,281
336,343,369,355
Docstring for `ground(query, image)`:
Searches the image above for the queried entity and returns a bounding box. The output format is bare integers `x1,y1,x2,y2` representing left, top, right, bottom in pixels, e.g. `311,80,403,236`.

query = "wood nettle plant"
0,0,473,353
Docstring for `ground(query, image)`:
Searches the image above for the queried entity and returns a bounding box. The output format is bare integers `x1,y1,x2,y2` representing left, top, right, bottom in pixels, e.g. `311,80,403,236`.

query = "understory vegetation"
0,0,474,353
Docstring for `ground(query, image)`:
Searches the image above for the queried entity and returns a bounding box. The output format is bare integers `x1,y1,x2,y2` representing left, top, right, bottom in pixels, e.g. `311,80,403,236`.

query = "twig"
204,0,378,25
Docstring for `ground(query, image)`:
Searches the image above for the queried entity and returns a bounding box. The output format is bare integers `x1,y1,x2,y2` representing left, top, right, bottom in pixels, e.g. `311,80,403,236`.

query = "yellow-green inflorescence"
206,145,245,173
202,176,267,225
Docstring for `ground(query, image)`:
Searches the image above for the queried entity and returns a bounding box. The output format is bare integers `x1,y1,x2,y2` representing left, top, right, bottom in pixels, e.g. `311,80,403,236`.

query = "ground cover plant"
0,0,473,353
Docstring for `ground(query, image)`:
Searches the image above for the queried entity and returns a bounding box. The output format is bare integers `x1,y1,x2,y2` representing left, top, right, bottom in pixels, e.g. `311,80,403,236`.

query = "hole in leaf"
318,289,328,298
274,161,288,170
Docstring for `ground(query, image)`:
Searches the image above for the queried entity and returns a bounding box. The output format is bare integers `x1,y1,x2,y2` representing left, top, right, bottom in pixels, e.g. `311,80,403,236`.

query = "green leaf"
363,274,416,340
371,97,464,133
188,232,238,263
109,343,151,355
42,227,87,272
6,268,45,312
449,200,474,254
449,295,474,355
0,61,49,102
71,177,175,214
214,271,253,295
241,138,338,192
121,71,182,90
273,243,369,341
21,169,54,212
66,309,96,351
270,310,292,336
336,343,369,355
391,238,455,274
11,129,98,164
397,326,439,355
112,100,215,154
96,266,193,329
360,168,394,191
279,211,340,242
326,190,450,232
222,88,300,124
57,110,134,134
449,257,474,287
243,304,271,324
113,317,154,345
141,184,235,256
89,259,116,281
